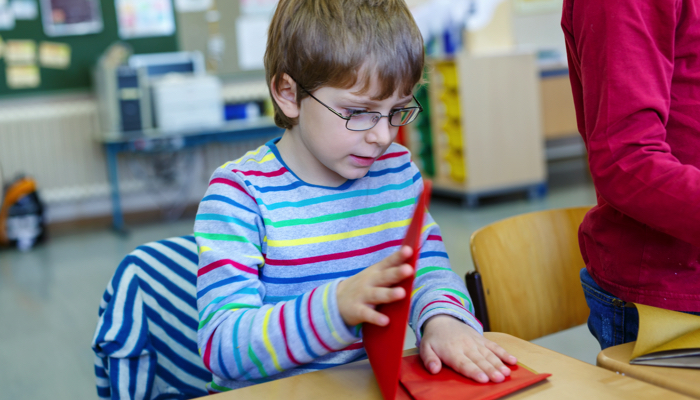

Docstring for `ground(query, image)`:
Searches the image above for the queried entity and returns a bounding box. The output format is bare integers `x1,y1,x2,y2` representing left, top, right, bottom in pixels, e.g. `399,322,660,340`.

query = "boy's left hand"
420,315,517,383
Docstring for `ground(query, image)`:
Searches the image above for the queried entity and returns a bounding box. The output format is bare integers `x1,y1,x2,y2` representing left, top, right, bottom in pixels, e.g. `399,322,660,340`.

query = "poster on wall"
115,0,175,39
174,0,211,13
513,0,561,14
39,0,103,36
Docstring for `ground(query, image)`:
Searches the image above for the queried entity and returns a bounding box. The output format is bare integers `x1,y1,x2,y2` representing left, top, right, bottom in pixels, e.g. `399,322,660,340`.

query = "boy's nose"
366,116,392,146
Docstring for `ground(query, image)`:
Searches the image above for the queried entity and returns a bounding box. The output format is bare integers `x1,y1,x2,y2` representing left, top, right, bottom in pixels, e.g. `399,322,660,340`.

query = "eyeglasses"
292,79,423,131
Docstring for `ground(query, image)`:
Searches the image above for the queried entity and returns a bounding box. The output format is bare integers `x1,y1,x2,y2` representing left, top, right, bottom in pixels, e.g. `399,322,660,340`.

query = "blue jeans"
580,268,700,350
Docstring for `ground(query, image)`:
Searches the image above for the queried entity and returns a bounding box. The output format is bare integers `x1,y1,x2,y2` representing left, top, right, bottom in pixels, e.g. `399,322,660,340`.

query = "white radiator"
0,95,271,223
0,96,109,203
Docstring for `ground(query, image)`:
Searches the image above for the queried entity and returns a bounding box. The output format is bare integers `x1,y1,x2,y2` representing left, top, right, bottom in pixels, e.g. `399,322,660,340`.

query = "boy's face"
282,77,413,187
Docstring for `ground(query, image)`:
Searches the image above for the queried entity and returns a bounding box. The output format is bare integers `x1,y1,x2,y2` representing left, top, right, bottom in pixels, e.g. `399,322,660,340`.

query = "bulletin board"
175,0,273,80
0,0,178,98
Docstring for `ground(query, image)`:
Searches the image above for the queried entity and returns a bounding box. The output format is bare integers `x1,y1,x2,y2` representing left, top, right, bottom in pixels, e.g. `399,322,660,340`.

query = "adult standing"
561,0,700,349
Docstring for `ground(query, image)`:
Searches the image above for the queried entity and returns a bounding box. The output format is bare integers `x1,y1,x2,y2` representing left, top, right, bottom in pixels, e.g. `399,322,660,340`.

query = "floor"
0,173,601,400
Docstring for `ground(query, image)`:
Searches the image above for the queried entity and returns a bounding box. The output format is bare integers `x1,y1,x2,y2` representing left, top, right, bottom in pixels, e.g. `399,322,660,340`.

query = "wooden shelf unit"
425,50,547,205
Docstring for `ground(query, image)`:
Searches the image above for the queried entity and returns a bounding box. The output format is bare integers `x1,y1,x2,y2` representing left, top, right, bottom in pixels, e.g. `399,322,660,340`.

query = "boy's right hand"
336,246,414,327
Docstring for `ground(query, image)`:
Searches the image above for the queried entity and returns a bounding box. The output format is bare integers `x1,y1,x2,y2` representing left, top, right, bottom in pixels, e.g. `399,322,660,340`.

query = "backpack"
0,175,46,251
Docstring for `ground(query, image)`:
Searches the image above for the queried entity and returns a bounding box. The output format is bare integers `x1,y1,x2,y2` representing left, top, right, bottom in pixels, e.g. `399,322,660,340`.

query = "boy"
194,0,515,393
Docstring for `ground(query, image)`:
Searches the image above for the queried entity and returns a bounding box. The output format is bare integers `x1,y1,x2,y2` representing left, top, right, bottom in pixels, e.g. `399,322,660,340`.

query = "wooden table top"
597,341,700,399
205,332,692,399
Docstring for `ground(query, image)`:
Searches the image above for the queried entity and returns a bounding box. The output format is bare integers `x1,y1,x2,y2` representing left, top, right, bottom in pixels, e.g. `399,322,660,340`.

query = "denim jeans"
580,268,700,350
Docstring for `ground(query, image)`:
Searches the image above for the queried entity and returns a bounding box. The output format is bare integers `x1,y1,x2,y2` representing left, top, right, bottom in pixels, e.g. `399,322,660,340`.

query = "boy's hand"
336,246,414,327
420,315,517,383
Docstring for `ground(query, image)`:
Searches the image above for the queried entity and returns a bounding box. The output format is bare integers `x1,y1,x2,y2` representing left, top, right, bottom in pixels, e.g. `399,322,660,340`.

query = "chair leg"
465,271,490,332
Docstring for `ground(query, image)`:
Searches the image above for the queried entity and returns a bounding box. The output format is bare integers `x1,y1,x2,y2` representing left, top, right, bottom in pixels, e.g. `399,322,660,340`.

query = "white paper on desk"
11,0,37,20
236,15,269,71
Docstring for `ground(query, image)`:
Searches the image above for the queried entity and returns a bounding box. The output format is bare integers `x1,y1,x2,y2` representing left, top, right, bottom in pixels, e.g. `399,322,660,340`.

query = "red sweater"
562,0,700,312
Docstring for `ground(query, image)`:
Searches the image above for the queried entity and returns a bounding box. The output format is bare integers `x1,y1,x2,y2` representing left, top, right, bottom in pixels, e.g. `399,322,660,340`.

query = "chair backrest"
469,206,592,341
92,235,211,400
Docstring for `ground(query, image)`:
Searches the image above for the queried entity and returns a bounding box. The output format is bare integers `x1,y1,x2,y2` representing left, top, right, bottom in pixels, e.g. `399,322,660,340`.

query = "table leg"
105,145,127,233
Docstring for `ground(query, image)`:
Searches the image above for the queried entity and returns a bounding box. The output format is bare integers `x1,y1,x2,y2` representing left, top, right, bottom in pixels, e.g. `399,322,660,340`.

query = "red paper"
363,180,432,400
399,354,551,400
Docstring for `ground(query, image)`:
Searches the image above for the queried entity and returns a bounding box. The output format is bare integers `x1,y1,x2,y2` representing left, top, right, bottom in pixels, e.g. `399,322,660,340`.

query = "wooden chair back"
469,206,592,341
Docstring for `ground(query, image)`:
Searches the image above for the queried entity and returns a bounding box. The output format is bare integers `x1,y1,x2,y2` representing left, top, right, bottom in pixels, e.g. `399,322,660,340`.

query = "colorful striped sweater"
194,138,482,392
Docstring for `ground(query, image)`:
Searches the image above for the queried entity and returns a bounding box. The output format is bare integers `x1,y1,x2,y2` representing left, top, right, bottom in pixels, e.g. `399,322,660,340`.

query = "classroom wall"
0,0,568,227
0,93,271,225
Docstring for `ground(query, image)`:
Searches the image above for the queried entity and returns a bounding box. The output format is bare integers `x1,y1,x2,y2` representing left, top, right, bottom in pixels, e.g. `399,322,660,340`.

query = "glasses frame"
292,79,423,132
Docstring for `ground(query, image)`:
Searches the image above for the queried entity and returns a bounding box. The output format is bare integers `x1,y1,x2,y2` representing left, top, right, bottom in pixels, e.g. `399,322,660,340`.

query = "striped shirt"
194,139,482,392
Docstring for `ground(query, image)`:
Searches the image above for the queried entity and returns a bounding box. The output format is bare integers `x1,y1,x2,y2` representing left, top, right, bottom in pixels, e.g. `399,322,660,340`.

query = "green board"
0,0,178,98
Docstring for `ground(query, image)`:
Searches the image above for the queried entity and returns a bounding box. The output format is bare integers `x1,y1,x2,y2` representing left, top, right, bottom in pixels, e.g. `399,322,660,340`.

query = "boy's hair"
265,0,424,129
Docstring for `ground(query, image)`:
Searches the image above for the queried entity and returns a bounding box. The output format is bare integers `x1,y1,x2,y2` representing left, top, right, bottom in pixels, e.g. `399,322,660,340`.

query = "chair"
91,235,211,400
466,206,592,341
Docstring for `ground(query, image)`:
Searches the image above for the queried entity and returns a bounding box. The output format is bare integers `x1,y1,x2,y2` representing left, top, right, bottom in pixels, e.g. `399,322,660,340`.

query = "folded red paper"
399,354,551,400
363,180,432,400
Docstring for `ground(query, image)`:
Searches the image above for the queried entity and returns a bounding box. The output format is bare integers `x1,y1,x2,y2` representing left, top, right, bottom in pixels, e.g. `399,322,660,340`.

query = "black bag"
0,175,46,251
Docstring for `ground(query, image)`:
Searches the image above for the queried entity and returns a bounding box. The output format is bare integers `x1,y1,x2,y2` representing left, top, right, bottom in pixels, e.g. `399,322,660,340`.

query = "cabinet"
421,50,546,206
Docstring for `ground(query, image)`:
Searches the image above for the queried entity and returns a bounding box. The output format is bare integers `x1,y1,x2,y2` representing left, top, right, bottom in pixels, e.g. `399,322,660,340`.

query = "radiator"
0,95,271,222
0,96,109,203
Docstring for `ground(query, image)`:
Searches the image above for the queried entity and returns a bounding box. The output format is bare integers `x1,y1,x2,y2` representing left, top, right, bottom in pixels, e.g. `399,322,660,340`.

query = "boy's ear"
270,73,300,119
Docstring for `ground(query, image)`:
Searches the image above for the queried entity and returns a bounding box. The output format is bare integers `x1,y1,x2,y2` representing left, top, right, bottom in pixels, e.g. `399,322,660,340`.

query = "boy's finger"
360,307,389,326
377,246,413,269
468,351,504,383
366,286,405,304
479,347,510,377
446,354,489,384
419,343,442,374
484,340,517,365
374,264,413,286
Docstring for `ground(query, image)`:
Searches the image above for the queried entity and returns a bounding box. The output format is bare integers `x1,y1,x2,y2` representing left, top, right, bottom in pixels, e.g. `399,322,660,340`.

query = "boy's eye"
344,108,365,117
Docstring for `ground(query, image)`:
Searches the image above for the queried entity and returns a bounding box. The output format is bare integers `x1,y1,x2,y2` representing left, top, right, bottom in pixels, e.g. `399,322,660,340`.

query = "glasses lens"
390,108,420,126
347,112,381,131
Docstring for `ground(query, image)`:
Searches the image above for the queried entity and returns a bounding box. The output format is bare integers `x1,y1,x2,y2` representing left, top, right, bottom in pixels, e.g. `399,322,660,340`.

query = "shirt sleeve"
408,172,483,343
563,0,700,247
195,166,360,383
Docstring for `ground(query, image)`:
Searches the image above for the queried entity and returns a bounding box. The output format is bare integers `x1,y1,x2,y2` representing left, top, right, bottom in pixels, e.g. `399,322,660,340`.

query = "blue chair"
92,236,212,399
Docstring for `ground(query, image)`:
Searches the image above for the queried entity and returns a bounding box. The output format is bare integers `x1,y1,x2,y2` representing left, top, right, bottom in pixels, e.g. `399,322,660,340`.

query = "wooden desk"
100,117,282,232
598,341,700,398
206,332,691,400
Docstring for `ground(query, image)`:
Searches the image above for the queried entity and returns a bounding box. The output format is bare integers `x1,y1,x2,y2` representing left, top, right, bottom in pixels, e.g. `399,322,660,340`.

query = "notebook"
630,303,700,368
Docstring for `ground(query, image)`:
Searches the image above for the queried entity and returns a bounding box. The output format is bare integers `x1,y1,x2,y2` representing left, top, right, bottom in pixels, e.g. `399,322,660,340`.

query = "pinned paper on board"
235,15,269,70
39,41,70,69
7,64,40,88
11,0,38,20
0,2,14,30
40,0,103,36
240,0,277,15
630,303,700,369
5,39,36,64
174,0,211,13
115,0,175,39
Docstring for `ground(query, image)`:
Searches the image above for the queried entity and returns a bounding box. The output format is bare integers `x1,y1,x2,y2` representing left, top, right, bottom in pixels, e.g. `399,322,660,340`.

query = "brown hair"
264,0,424,129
